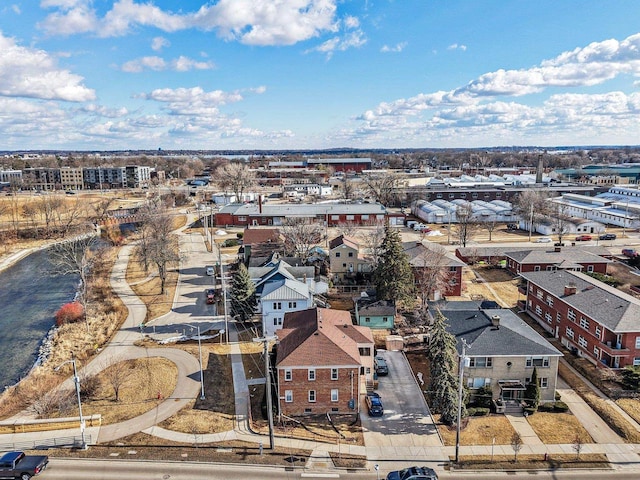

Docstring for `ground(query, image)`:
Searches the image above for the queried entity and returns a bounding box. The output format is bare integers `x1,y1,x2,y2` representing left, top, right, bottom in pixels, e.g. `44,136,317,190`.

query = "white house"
259,279,314,336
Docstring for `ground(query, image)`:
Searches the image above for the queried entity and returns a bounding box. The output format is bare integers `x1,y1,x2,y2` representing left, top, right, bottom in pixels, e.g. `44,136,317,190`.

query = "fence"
0,434,91,451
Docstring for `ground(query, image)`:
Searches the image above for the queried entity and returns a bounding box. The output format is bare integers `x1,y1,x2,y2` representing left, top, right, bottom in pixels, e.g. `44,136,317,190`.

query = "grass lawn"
616,398,640,425
437,414,516,446
527,412,594,444
453,453,609,470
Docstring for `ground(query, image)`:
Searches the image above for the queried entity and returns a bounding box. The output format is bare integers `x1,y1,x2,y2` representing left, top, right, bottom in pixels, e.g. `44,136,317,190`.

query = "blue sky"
1,1,640,150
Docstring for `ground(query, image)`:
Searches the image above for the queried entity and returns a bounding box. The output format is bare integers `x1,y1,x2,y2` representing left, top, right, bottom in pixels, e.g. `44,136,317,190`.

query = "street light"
455,339,469,463
185,323,206,400
55,355,87,450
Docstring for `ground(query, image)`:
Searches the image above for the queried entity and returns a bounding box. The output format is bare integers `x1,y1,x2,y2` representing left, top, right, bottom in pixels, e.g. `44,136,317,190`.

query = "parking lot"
361,350,442,448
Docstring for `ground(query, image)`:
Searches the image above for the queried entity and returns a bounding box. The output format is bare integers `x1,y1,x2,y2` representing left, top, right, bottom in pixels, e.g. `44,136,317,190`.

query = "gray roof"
403,241,466,268
260,278,310,300
435,302,561,358
457,245,611,259
218,202,386,216
506,248,611,267
307,157,372,164
520,270,640,332
356,299,396,316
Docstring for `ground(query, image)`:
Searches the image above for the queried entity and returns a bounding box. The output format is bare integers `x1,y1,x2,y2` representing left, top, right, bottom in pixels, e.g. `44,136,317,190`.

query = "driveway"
361,350,442,448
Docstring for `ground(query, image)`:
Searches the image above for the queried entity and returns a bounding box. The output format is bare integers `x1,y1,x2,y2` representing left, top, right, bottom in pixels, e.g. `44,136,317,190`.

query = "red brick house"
506,246,610,275
403,241,465,298
275,308,374,416
520,270,640,369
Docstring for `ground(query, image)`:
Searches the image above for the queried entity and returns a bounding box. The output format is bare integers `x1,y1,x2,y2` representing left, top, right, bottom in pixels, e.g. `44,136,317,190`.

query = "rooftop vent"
491,315,500,329
564,284,578,296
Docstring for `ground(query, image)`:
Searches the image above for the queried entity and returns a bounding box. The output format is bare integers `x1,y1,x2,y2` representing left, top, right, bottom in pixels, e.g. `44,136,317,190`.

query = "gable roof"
356,298,396,316
457,245,611,259
506,248,611,267
520,270,640,332
435,302,561,357
242,228,282,245
260,278,310,301
276,308,373,368
329,235,360,250
249,259,315,291
403,241,466,268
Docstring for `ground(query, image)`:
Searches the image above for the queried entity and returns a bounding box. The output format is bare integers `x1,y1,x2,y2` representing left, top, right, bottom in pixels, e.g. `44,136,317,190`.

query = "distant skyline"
1,1,640,151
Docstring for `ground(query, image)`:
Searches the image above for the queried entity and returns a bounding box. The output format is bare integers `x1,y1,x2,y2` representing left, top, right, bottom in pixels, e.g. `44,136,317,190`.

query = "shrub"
55,302,84,326
473,386,493,408
555,391,562,401
553,401,570,412
472,407,490,416
524,407,537,416
538,402,555,412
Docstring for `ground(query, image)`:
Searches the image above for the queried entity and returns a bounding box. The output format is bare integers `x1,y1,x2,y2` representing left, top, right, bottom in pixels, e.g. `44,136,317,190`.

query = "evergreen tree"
428,309,465,425
230,263,257,322
373,225,415,306
525,366,541,409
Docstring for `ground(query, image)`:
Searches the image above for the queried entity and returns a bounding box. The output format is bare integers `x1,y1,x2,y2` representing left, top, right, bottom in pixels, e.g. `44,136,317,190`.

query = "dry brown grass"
159,349,235,434
527,412,594,444
616,398,640,425
559,362,640,443
454,453,609,470
464,266,520,307
437,414,516,446
74,357,177,425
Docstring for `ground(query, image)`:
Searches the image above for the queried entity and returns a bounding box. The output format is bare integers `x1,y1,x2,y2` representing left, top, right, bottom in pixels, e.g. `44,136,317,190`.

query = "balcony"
599,341,630,356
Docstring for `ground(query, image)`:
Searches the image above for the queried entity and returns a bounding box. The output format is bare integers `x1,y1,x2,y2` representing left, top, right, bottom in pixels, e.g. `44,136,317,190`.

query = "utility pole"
218,246,229,344
455,338,469,463
528,202,534,242
253,336,276,449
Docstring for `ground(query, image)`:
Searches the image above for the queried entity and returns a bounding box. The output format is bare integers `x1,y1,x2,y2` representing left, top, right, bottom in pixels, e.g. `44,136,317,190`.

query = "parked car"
206,288,216,304
0,451,49,479
386,466,439,480
375,356,389,376
413,223,426,231
535,237,552,243
599,233,617,240
506,223,519,230
622,248,639,258
419,227,431,233
366,392,384,417
206,266,215,276
575,235,592,241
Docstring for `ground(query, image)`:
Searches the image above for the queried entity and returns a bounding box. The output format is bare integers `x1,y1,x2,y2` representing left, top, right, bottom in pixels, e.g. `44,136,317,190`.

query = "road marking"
300,475,339,478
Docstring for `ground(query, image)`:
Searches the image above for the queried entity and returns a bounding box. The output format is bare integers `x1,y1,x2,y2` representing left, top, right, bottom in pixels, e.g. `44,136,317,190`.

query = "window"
636,336,640,349
556,312,562,323
361,215,369,220
365,317,370,323
348,252,354,257
587,265,594,272
335,252,341,258
526,356,550,367
288,301,297,309
568,310,576,321
467,377,491,388
534,266,541,272
634,358,640,367
331,389,339,402
284,369,292,381
546,297,554,307
545,312,552,324
595,326,602,338
331,368,338,380
308,390,316,402
285,390,293,402
593,346,599,356
536,290,543,299
469,357,492,368
331,215,339,220
273,317,282,326
580,317,590,330
346,215,355,220
539,377,548,388
578,335,588,348
308,369,316,381
449,266,458,272
535,305,542,315
566,327,574,339
359,347,371,356
273,302,282,310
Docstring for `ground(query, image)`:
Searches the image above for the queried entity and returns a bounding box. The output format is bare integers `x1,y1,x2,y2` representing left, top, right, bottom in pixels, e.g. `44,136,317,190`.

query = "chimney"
536,154,543,184
491,315,500,329
564,284,577,296
258,194,263,214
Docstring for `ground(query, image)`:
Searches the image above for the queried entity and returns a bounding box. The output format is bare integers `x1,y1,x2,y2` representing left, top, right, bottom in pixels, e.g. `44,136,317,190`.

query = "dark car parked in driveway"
366,392,384,417
386,466,438,480
375,355,389,376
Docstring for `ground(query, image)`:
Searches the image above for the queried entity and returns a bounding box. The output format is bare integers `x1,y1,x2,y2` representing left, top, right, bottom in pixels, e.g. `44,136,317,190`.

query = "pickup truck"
0,451,49,479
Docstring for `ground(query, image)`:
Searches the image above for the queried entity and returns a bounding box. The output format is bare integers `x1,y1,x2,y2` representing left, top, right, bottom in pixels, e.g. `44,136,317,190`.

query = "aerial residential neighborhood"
2,148,640,480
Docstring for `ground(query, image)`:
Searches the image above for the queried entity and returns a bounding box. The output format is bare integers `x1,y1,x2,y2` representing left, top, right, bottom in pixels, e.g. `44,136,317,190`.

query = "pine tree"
373,225,415,306
230,263,257,322
525,366,540,409
427,309,465,425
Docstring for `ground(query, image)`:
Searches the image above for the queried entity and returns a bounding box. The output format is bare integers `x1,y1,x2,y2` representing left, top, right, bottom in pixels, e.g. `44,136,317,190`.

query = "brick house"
328,235,374,283
275,308,375,416
403,241,465,298
438,302,562,404
520,270,640,368
505,246,610,275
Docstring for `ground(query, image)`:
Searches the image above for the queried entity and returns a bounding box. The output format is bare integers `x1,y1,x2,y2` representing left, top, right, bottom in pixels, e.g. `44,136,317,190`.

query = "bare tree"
341,175,355,200
454,203,480,247
512,190,553,234
549,202,572,244
414,243,452,308
102,357,133,402
511,432,523,462
357,220,386,269
137,204,180,294
572,435,583,460
91,197,116,224
481,218,498,242
279,218,324,262
49,235,102,332
362,172,403,206
335,221,359,238
215,163,256,202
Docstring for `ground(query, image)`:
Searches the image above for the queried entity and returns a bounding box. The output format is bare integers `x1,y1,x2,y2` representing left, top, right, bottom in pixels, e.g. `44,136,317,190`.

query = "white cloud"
0,32,95,102
151,36,170,51
40,0,340,46
121,55,215,72
447,43,467,51
381,42,407,53
344,16,359,29
306,30,366,58
11,4,21,14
